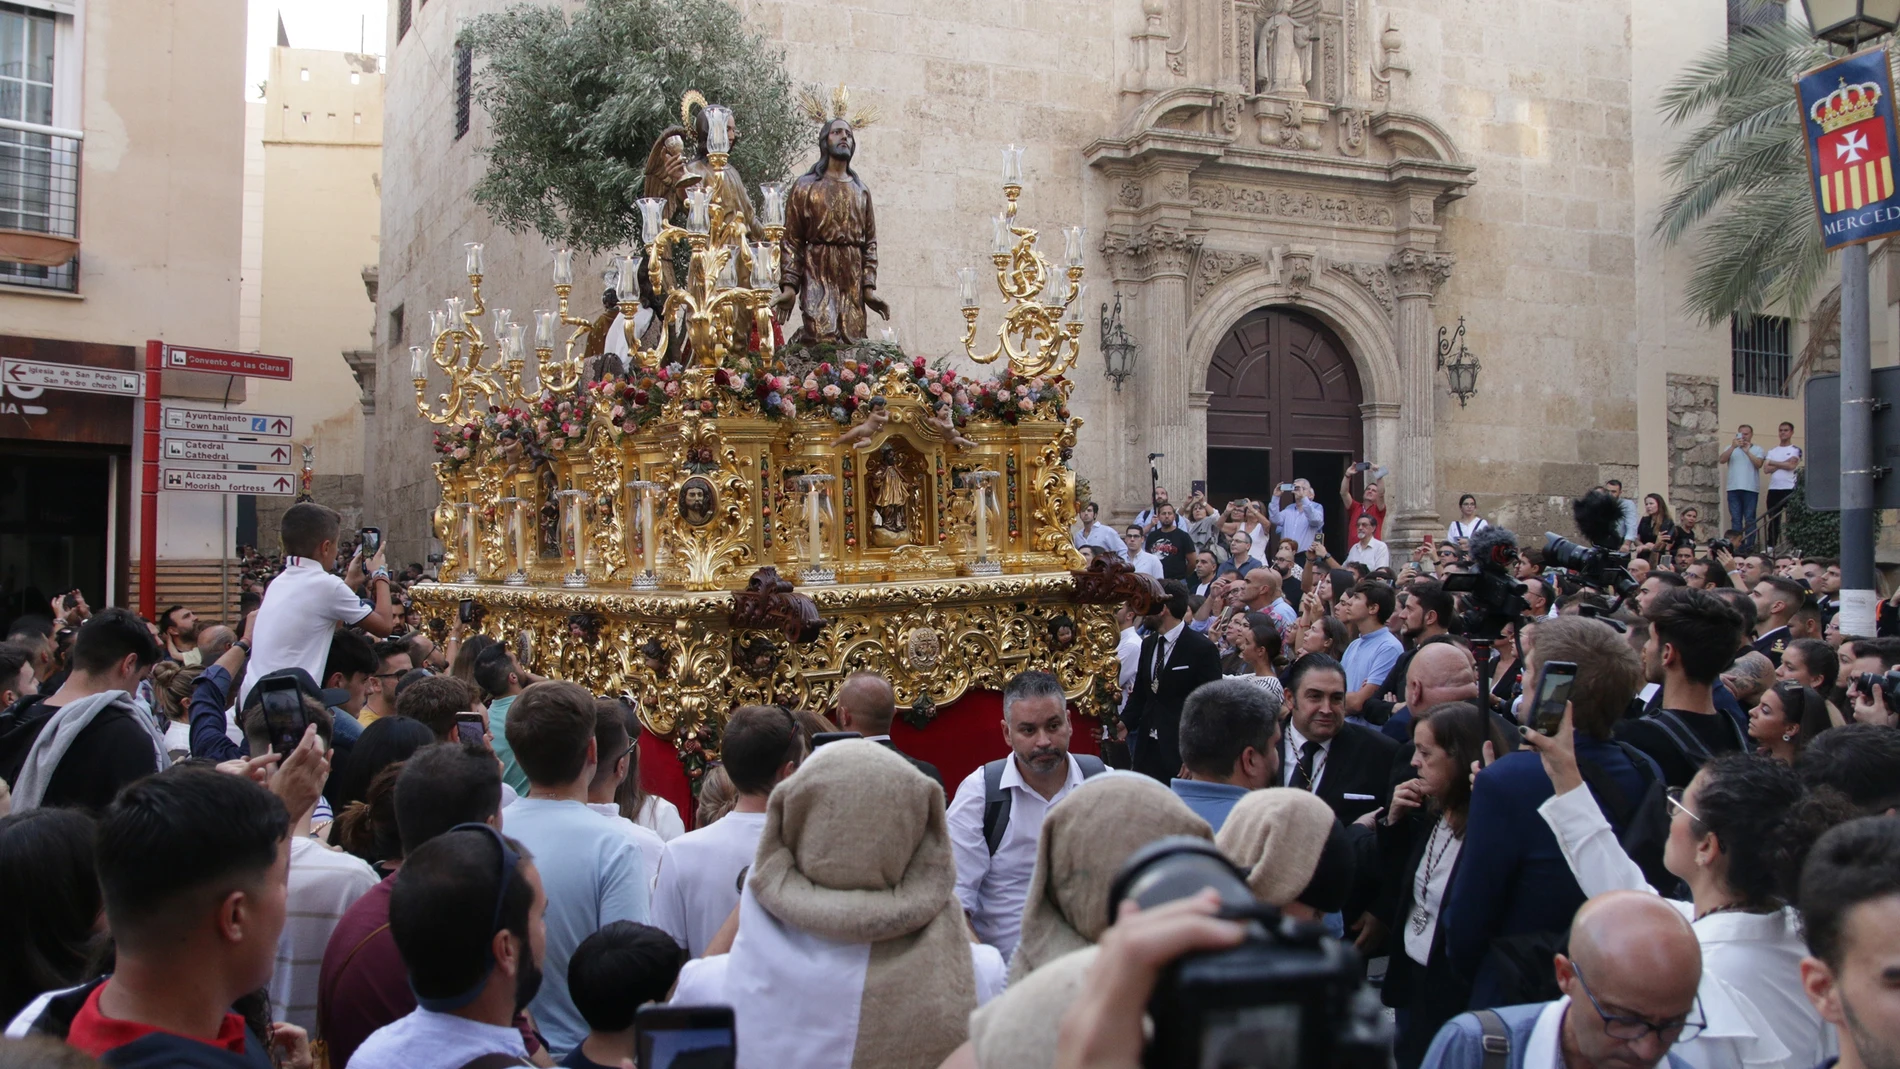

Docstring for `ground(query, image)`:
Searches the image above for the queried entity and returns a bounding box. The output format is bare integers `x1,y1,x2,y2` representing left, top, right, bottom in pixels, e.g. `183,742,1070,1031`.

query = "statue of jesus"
773,117,888,345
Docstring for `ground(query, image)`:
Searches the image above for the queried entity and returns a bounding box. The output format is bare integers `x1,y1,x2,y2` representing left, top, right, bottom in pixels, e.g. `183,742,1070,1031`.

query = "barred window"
1731,314,1792,397
397,0,411,40
454,44,472,140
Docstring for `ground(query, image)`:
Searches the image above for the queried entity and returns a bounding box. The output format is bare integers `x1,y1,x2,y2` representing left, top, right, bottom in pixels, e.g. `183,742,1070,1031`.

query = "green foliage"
458,0,807,254
1655,21,1834,325
1780,471,1840,557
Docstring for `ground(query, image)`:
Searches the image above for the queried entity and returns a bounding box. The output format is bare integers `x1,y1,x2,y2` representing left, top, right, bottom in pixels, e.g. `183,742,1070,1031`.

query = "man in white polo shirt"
241,503,394,707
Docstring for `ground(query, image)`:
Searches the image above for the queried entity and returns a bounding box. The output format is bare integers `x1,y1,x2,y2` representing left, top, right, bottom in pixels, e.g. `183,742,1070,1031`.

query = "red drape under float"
637,688,1102,831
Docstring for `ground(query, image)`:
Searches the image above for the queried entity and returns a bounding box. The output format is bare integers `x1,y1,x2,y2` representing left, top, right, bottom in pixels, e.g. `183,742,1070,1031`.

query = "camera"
1441,528,1528,641
1109,838,1391,1069
1543,534,1638,598
1705,538,1733,557
1853,670,1900,710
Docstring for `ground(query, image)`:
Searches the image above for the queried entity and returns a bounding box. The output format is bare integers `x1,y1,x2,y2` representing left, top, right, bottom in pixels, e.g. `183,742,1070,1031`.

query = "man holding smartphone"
242,503,396,708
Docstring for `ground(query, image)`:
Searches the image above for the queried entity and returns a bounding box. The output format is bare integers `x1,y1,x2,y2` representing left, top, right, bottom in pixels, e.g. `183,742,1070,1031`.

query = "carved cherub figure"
923,406,975,450
829,396,890,450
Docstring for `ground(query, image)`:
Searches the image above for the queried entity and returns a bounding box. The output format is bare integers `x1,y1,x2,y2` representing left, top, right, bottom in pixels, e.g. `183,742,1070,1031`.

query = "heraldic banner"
1800,48,1900,250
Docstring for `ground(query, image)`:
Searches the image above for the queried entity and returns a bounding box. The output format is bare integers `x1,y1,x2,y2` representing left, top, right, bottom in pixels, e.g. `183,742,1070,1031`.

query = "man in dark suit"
834,671,944,793
1278,653,1398,824
1121,579,1223,782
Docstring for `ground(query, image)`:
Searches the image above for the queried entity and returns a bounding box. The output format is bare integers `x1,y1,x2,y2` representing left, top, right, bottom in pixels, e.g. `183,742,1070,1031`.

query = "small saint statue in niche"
870,445,912,547
1255,0,1313,97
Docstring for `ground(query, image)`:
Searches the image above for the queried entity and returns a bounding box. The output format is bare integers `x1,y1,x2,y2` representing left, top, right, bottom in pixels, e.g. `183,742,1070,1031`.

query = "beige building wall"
248,46,383,538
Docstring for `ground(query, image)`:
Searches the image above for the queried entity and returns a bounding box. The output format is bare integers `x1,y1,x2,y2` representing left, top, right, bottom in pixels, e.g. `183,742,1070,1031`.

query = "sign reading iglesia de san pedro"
1800,48,1900,250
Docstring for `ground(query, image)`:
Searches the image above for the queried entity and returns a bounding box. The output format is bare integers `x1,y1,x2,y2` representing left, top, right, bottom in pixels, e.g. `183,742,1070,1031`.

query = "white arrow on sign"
2,359,141,396
161,467,298,496
161,405,294,438
162,438,295,466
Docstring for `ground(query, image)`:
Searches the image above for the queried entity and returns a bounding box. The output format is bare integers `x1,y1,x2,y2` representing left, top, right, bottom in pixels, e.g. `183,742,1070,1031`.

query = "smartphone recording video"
1532,660,1578,737
258,676,307,756
359,527,382,558
453,711,488,747
637,1005,735,1069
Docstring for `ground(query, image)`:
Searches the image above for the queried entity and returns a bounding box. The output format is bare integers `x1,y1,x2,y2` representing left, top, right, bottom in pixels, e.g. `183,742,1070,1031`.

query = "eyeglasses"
1665,786,1701,824
1573,963,1704,1043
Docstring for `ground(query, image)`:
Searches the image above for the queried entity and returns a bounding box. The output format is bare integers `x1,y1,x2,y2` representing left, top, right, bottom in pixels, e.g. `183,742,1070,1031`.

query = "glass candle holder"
492,308,513,341
716,246,739,289
445,297,466,329
992,215,1012,256
555,489,589,586
686,187,713,234
429,309,448,340
506,323,526,363
1063,226,1086,268
957,266,979,310
465,242,484,275
534,310,555,349
749,242,776,290
498,497,527,583
703,105,732,154
410,346,425,379
758,182,785,227
455,502,479,580
617,254,640,301
1001,144,1025,187
1064,284,1087,325
637,198,667,244
552,248,574,286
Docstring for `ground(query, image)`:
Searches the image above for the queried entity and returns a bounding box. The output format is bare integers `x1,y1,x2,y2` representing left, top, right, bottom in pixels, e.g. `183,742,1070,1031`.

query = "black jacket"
0,693,160,812
1279,718,1399,824
1374,811,1473,1069
10,978,274,1069
1121,625,1223,782
873,738,945,797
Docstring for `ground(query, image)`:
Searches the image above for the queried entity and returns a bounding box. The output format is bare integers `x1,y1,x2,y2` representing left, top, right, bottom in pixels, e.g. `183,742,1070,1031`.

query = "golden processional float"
405,92,1141,786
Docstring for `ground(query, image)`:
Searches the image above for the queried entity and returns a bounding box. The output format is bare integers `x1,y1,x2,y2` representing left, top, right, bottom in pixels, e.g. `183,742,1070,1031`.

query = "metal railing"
0,116,83,293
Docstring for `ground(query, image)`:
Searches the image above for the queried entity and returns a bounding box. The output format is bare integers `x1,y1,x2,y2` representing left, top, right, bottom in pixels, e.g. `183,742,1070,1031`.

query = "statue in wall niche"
1255,0,1313,97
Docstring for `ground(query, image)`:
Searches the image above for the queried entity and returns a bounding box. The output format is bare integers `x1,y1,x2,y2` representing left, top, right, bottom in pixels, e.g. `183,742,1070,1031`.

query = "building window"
1727,0,1784,37
454,44,472,140
350,71,360,85
388,303,405,348
0,1,77,293
299,67,310,81
1731,314,1792,397
397,0,411,40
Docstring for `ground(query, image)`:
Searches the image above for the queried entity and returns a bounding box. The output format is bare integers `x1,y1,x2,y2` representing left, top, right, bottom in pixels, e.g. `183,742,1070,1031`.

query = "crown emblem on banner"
1813,77,1883,133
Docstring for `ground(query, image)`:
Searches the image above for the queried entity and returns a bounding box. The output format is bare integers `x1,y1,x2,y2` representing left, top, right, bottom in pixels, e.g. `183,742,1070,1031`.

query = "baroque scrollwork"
1188,182,1394,226
1388,247,1455,297
1331,259,1395,314
1194,249,1262,303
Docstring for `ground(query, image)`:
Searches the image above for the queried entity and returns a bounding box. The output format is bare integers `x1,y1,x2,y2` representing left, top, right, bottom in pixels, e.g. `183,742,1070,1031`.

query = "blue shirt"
1168,779,1250,831
502,797,650,1057
1341,628,1403,693
1267,497,1324,552
487,695,528,794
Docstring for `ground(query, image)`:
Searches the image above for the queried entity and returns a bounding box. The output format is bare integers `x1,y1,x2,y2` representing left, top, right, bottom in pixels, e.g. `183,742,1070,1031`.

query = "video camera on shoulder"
1110,838,1391,1069
1542,489,1638,602
1440,527,1528,641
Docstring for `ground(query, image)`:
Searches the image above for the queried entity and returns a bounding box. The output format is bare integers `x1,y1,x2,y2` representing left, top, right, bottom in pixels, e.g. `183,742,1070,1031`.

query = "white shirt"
651,810,768,957
587,800,668,888
1282,721,1331,793
947,753,1090,958
1446,517,1489,543
270,836,379,1034
1539,785,1822,1069
1242,521,1270,563
349,1007,528,1069
671,886,1005,1069
1116,625,1144,709
1130,548,1164,578
1072,522,1128,557
1345,537,1390,571
1404,817,1462,966
637,794,687,842
241,556,372,706
1766,445,1802,491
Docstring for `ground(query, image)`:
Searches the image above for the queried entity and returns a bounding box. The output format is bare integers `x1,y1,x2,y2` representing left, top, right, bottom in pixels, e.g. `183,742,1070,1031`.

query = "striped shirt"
271,835,379,1035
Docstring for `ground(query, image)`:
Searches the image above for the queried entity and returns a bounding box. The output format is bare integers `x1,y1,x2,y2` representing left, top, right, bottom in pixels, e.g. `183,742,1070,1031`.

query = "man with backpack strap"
947,670,1104,959
1618,589,1750,790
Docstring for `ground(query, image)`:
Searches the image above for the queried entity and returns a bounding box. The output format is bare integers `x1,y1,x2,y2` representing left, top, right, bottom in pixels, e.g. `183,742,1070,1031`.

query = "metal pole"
139,340,162,620
1838,242,1877,637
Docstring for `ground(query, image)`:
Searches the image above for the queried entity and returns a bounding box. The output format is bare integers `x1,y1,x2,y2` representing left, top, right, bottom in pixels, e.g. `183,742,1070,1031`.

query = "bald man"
1422,890,1700,1069
1380,640,1480,743
834,671,944,794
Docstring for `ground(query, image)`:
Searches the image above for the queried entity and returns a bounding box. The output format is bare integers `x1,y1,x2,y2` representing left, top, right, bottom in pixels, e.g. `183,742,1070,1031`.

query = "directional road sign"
162,437,295,466
162,405,293,438
162,467,298,495
164,346,294,380
2,359,141,396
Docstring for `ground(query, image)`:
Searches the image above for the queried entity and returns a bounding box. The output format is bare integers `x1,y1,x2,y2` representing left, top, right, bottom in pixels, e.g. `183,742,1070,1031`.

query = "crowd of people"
0,476,1895,1069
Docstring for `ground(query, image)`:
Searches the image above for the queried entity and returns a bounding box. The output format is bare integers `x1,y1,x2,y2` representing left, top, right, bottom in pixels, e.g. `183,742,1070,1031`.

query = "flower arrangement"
431,420,482,470
531,392,590,451
485,405,539,448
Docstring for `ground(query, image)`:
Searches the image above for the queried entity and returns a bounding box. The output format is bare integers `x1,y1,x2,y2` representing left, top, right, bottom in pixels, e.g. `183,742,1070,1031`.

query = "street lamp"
1800,0,1900,46
1437,316,1481,406
1100,293,1138,391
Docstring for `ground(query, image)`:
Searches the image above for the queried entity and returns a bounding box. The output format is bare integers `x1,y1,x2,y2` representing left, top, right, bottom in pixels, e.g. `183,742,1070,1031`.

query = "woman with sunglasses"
1525,711,1858,1069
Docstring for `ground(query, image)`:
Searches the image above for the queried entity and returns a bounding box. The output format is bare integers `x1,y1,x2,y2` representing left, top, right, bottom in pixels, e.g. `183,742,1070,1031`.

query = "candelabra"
962,470,1002,576
625,480,662,590
961,145,1087,379
411,243,591,426
793,473,836,586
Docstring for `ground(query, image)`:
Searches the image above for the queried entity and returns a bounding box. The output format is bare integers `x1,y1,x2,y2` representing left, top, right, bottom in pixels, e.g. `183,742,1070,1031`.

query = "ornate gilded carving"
1331,259,1396,313
656,411,755,589
1188,182,1393,226
584,419,627,580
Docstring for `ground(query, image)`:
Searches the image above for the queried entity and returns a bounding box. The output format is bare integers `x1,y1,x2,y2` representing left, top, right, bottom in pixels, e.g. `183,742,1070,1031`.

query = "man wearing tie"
1279,653,1399,824
1120,579,1223,782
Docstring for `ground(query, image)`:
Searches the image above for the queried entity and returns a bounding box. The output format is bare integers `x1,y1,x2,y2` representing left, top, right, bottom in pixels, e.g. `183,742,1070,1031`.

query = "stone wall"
253,475,365,556
1666,373,1720,531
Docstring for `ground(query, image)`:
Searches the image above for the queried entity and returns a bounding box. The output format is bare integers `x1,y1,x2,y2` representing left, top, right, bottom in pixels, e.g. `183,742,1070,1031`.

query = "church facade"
369,0,1790,559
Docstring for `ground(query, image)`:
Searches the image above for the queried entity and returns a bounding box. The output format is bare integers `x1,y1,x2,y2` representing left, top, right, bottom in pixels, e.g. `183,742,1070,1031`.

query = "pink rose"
954,389,970,405
452,447,469,460
779,398,797,418
664,381,681,397
611,405,625,420
840,369,857,383
929,382,945,397
551,437,566,449
730,372,748,392
854,382,872,399
699,399,714,413
802,375,819,391
822,384,841,399
1018,397,1034,411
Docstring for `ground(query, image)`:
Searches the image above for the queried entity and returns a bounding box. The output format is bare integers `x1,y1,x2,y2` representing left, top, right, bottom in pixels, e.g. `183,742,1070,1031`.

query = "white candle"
807,483,823,565
640,488,655,572
973,480,989,562
461,503,478,574
553,248,573,286
465,242,484,275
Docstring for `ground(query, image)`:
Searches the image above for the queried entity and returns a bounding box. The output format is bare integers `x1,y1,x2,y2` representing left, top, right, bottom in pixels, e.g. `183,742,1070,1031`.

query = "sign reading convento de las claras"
1799,48,1900,250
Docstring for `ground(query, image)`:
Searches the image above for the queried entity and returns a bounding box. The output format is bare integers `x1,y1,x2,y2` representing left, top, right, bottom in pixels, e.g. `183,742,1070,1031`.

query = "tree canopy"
459,0,807,254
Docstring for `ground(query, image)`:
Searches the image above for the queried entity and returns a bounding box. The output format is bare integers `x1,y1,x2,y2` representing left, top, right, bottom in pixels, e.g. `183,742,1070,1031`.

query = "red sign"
165,346,294,380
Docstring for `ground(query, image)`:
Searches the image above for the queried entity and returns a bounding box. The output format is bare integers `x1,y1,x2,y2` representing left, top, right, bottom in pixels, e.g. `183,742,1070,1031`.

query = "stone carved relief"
1194,249,1262,303
1337,108,1367,156
1119,179,1143,207
1331,259,1394,314
1282,247,1316,294
1217,92,1244,134
1255,0,1315,96
1101,225,1206,280
1387,247,1454,296
1189,181,1393,227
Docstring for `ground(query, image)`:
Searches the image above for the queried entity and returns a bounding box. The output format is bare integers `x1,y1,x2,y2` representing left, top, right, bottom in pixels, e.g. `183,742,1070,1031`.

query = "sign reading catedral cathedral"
1799,48,1900,250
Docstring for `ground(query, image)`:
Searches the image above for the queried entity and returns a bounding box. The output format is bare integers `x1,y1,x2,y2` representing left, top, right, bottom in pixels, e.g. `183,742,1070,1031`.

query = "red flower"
806,389,820,401
633,389,649,405
714,368,731,386
817,362,833,376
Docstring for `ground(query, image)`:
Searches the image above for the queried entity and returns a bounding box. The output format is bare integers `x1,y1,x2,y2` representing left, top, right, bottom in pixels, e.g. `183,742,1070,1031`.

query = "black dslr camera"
1440,527,1528,641
1108,838,1391,1069
1852,669,1900,711
1544,489,1638,600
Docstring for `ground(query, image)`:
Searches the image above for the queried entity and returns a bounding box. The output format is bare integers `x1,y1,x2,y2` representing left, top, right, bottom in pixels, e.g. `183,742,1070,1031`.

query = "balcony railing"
0,117,82,293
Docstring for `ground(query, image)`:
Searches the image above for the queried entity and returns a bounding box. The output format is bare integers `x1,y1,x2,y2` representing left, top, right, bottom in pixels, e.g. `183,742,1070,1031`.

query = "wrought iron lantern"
1437,316,1481,407
1100,292,1138,391
1800,0,1900,47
